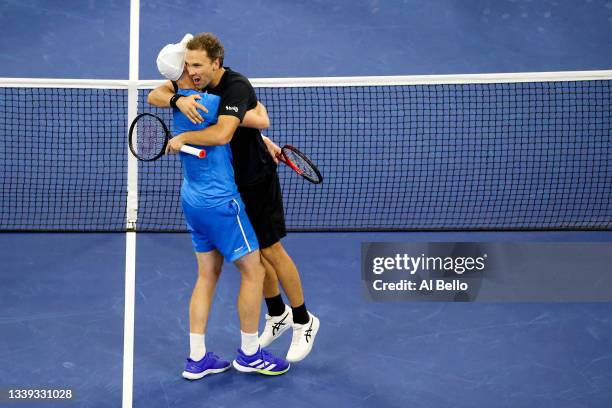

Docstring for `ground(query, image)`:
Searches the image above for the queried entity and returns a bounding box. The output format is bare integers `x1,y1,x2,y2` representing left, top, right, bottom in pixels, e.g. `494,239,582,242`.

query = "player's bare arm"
242,102,270,130
166,115,240,153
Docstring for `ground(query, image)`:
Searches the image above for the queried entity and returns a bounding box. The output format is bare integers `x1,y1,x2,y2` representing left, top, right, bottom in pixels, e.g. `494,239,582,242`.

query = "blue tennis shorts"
182,197,259,262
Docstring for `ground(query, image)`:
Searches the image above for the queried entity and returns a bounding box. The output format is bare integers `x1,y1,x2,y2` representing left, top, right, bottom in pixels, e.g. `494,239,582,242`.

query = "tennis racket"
128,113,205,161
276,145,323,184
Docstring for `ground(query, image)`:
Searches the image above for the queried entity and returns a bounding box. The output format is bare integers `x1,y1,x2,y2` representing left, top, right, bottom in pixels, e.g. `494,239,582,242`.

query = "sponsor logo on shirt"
225,105,239,113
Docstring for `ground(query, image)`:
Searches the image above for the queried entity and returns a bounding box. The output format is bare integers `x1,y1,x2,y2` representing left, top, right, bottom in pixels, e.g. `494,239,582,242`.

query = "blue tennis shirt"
172,89,239,208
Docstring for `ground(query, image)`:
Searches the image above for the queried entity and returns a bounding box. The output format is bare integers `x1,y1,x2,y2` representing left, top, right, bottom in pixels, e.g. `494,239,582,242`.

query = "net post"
126,84,138,231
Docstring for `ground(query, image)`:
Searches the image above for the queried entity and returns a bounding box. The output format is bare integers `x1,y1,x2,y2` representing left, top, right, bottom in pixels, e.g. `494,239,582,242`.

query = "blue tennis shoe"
232,347,290,376
182,352,231,380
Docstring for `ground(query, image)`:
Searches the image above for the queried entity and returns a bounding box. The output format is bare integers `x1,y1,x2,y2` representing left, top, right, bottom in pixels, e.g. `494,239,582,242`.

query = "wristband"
169,93,183,109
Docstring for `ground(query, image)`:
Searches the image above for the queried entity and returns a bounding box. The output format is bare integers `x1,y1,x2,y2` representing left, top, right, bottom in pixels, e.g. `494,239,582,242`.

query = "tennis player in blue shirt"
154,35,290,379
151,33,320,367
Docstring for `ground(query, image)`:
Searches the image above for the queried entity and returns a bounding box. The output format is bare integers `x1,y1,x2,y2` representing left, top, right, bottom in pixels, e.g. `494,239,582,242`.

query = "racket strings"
135,116,166,160
284,150,320,182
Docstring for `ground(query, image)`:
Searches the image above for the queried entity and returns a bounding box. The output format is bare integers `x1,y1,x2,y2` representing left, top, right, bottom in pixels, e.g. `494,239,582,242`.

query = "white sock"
189,333,206,361
240,331,259,356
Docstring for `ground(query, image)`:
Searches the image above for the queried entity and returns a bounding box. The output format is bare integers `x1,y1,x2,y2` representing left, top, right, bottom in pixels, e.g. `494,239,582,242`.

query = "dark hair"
186,33,224,67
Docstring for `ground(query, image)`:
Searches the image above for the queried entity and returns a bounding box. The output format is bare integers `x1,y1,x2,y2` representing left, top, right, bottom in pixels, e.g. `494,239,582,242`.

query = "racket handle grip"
180,145,206,158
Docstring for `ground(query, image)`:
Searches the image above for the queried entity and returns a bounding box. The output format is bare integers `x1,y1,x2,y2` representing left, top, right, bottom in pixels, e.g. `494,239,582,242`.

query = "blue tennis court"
2,232,612,407
1,1,612,407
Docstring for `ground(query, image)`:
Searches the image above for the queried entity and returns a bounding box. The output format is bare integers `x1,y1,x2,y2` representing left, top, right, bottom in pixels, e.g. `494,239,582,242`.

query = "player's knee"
243,263,265,284
197,263,221,281
261,242,286,265
236,252,265,282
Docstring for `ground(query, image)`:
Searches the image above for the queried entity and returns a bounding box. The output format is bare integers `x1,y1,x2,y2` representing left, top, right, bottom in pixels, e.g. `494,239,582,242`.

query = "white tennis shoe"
286,312,320,363
260,305,293,348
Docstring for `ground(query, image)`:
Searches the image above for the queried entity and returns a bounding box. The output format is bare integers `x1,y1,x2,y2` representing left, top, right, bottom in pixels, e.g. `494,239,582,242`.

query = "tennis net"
1,72,611,231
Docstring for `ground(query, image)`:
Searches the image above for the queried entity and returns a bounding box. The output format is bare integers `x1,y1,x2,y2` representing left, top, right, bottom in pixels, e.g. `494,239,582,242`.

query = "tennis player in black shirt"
149,32,319,363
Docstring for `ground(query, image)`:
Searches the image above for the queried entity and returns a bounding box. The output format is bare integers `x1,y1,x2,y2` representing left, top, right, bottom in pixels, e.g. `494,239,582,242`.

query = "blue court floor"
1,231,612,408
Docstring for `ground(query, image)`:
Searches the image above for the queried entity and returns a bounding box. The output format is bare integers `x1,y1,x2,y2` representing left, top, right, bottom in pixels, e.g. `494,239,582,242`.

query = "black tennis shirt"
204,68,276,187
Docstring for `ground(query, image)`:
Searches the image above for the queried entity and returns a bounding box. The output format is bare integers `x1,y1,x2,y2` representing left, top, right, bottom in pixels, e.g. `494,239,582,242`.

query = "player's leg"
258,245,295,346
234,250,265,335
181,203,231,380
261,242,304,308
182,251,231,380
240,173,294,335
262,255,281,299
259,255,293,346
240,172,319,361
261,255,287,317
189,250,223,337
251,173,303,309
208,198,289,375
232,250,289,375
260,241,319,362
240,176,288,315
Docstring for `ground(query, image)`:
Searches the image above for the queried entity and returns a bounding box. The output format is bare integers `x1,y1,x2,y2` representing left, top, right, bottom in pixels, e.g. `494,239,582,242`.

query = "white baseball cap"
156,33,194,81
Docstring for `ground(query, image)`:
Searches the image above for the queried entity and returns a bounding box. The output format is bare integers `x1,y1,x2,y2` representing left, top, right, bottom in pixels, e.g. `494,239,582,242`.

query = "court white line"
123,0,140,407
122,231,137,408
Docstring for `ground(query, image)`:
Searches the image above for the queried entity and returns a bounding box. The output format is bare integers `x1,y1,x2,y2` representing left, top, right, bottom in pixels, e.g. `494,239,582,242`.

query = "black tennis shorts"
239,171,287,249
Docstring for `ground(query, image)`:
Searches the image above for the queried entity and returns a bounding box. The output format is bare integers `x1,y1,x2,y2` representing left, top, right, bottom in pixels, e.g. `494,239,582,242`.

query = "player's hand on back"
176,94,208,124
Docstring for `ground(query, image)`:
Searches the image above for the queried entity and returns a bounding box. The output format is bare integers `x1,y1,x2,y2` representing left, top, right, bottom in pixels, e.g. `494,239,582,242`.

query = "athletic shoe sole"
181,365,231,380
232,360,290,376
